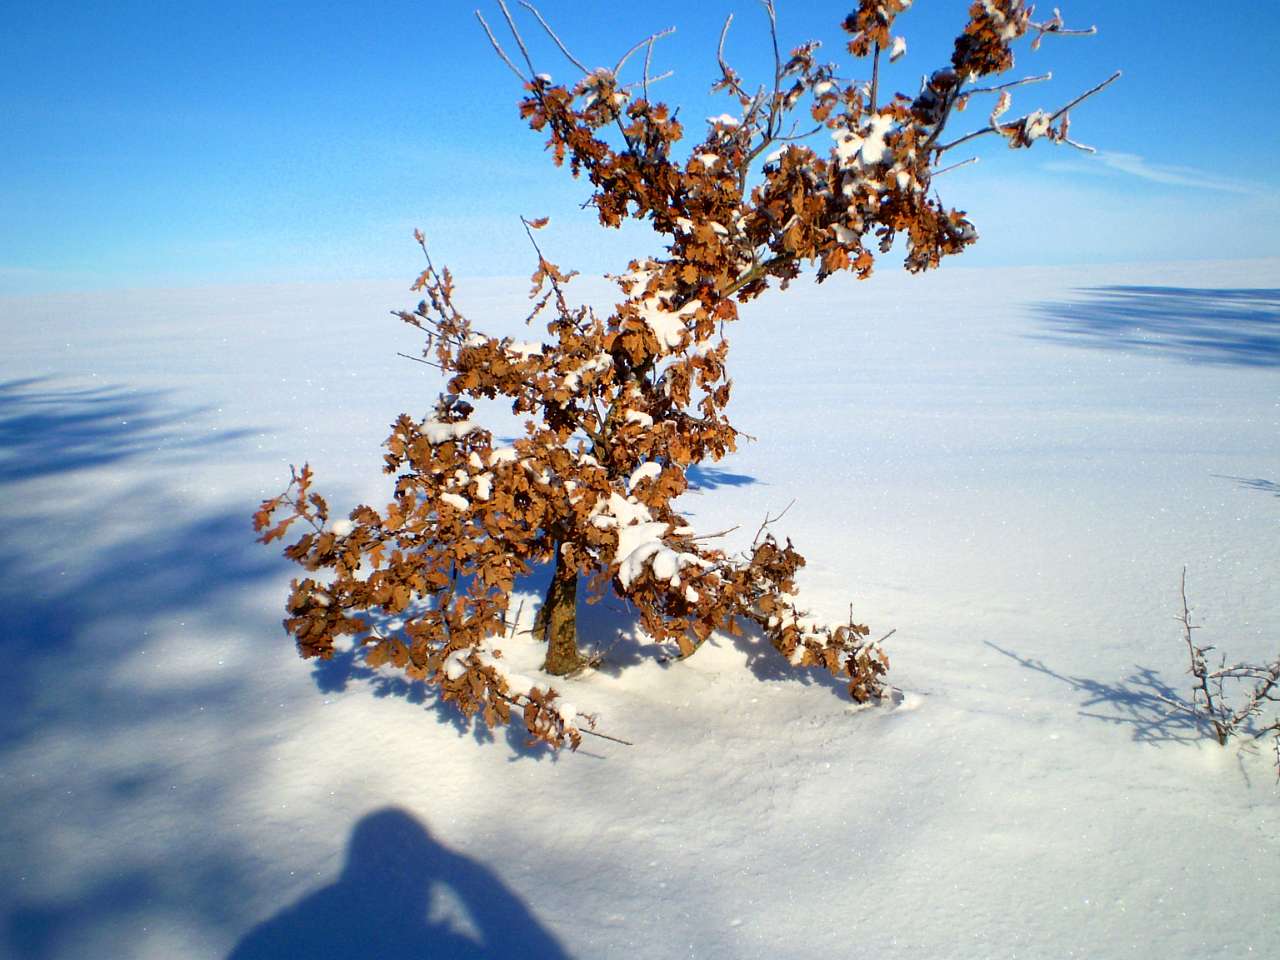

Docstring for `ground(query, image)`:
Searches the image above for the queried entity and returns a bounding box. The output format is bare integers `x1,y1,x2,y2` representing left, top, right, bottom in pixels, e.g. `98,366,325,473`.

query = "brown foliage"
256,2,1111,749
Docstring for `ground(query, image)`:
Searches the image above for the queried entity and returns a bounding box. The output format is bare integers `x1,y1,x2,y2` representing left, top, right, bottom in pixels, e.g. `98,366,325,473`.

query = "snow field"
1,259,1277,958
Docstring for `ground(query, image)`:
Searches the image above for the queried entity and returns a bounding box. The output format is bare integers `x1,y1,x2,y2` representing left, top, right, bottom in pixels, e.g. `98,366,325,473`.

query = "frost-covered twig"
1172,568,1280,774
966,72,1052,96
931,156,979,178
715,13,755,108
936,70,1120,153
1050,70,1122,122
688,525,741,541
474,9,525,81
1029,8,1097,41
497,0,538,76
613,25,676,78
517,0,591,75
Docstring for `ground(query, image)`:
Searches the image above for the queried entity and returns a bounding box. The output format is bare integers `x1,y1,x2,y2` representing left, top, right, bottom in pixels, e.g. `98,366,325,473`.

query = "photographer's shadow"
227,807,570,959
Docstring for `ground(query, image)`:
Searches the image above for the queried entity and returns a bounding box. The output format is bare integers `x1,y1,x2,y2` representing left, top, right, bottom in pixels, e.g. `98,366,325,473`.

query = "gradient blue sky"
3,1,1277,294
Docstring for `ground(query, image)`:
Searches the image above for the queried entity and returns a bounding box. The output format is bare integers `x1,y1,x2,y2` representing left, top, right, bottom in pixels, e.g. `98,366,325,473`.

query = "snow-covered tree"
256,1,1115,748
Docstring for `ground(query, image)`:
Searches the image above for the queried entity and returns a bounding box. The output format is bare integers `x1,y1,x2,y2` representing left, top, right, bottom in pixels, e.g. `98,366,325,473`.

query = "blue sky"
2,1,1277,295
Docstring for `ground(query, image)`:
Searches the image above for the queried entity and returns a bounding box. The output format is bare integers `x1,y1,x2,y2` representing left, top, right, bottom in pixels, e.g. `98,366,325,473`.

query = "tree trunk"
541,548,582,676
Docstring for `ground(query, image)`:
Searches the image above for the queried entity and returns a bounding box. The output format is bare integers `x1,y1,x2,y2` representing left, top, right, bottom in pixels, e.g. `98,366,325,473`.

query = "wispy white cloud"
1044,151,1266,196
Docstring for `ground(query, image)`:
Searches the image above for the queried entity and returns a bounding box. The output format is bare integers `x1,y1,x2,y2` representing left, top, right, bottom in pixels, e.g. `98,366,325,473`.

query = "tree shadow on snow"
1212,474,1280,499
0,377,279,727
717,620,851,696
8,860,249,960
308,559,852,758
0,376,253,483
0,378,282,958
308,639,553,760
1030,285,1280,367
307,561,670,758
225,807,570,960
685,464,759,490
985,641,1207,746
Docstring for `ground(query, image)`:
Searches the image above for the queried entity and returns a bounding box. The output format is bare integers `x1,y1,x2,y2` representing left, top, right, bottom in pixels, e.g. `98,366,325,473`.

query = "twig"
936,70,1121,154
751,498,796,546
762,0,782,135
966,72,1052,95
869,44,881,114
579,727,635,746
1152,692,1204,722
1029,11,1097,39
688,524,740,541
496,692,634,746
931,156,979,177
621,69,673,96
642,36,655,100
715,14,751,104
398,351,444,370
614,26,676,78
1050,70,1122,122
519,216,583,347
1060,136,1097,154
474,10,526,81
497,0,538,76
518,0,590,74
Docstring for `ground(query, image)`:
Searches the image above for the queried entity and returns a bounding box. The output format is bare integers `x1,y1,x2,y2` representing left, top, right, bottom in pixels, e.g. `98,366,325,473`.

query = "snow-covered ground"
1,258,1277,959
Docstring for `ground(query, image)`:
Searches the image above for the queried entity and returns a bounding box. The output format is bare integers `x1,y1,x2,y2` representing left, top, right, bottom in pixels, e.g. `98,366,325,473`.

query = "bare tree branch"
397,351,444,370
497,0,538,76
931,156,979,177
751,498,796,547
517,0,590,75
1050,69,1122,122
935,70,1121,154
966,72,1052,96
869,43,881,114
474,10,526,81
614,26,676,78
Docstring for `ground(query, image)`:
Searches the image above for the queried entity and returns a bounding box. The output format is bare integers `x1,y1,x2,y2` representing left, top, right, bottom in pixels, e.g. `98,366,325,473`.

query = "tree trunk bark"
541,547,583,676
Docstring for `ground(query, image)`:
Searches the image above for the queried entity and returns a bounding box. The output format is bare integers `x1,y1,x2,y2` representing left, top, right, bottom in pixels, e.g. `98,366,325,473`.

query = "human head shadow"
226,807,571,960
1030,285,1280,367
0,376,254,483
984,641,1208,746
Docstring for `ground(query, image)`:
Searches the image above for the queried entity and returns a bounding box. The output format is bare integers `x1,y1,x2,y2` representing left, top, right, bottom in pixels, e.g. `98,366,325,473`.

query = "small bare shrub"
1160,569,1280,774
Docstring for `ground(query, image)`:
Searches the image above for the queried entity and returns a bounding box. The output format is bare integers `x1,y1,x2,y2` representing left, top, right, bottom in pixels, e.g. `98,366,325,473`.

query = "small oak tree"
256,1,1115,749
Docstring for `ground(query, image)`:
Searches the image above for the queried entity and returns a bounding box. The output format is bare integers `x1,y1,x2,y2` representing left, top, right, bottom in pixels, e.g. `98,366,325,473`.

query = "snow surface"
1,259,1278,959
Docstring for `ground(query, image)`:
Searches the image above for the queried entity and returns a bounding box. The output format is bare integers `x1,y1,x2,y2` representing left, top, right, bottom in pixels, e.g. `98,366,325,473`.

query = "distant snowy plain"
1,258,1277,958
